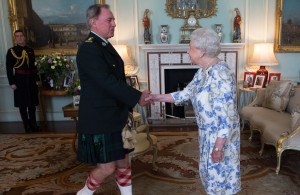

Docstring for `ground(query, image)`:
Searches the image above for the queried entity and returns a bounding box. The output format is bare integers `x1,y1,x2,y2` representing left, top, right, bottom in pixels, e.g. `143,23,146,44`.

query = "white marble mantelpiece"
139,43,245,119
139,43,245,52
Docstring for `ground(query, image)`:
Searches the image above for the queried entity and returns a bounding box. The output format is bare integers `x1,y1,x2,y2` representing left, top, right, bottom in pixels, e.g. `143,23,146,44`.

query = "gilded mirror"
166,0,217,19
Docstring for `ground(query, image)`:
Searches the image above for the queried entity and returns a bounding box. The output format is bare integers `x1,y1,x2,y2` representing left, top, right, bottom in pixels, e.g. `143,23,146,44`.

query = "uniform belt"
15,69,37,74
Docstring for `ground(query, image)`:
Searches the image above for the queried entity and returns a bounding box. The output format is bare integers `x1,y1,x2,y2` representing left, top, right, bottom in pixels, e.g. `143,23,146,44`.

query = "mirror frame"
165,0,217,19
7,0,105,56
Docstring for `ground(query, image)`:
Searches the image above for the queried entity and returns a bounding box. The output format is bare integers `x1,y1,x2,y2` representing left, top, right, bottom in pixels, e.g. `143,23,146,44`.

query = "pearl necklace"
199,57,216,87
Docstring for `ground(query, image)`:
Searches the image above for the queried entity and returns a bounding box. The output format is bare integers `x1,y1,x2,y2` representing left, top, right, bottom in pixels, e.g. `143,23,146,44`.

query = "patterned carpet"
0,131,299,195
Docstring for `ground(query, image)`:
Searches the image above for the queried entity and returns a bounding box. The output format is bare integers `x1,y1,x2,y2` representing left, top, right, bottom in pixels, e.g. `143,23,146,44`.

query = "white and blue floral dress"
171,61,241,195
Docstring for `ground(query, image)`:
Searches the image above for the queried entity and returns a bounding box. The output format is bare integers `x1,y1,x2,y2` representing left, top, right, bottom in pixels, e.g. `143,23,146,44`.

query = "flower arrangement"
35,53,74,88
65,78,81,96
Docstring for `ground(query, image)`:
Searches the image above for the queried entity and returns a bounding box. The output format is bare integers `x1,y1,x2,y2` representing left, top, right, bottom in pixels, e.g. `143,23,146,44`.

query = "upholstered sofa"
241,81,300,174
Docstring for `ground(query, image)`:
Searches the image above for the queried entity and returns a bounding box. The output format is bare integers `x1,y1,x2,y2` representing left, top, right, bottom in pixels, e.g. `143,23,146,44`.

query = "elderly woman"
146,28,241,194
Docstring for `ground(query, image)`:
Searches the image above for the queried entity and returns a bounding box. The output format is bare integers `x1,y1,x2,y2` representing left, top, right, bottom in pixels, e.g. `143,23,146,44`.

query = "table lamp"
248,43,278,87
113,44,134,75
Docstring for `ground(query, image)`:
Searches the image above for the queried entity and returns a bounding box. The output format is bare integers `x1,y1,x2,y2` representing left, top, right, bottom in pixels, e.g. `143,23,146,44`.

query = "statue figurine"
143,9,151,44
233,8,241,43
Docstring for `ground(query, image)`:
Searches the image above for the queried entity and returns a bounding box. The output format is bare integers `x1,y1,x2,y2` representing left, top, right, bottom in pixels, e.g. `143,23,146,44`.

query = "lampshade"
248,43,279,66
113,44,133,66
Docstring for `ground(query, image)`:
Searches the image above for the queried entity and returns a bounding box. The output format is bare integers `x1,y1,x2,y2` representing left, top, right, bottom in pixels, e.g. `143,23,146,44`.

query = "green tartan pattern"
77,132,133,163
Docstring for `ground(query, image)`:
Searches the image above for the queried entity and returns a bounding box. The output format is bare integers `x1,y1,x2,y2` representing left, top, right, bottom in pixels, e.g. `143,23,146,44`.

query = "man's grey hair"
190,28,221,57
86,4,110,29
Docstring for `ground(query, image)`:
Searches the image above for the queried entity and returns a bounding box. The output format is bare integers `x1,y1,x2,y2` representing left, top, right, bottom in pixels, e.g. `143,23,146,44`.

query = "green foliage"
65,78,81,95
35,53,74,82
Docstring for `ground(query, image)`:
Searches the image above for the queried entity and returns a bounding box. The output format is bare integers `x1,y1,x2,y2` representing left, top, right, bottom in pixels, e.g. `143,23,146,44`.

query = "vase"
73,95,80,106
215,24,223,42
160,25,169,44
52,76,65,90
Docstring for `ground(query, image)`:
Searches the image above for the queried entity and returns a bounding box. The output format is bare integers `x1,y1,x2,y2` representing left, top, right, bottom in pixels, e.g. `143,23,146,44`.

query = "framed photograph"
7,0,105,56
130,75,140,90
274,0,300,52
64,71,75,87
243,72,256,87
268,73,281,83
125,76,132,86
253,75,267,88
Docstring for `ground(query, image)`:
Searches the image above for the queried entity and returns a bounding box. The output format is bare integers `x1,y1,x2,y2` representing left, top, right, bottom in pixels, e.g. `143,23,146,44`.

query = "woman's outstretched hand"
145,94,155,105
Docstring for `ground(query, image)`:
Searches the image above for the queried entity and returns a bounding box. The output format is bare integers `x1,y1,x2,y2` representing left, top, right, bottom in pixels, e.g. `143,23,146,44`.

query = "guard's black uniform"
6,45,40,132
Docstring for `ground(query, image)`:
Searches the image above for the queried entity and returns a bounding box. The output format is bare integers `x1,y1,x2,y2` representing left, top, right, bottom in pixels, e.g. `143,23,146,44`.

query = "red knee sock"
86,172,103,191
115,165,132,186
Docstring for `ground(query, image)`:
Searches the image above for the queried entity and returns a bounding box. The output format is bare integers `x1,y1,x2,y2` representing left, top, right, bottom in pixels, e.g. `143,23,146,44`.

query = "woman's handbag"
121,112,137,149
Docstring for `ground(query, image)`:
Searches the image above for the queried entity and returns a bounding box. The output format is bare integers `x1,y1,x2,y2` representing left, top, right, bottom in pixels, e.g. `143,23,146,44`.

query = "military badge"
102,42,107,46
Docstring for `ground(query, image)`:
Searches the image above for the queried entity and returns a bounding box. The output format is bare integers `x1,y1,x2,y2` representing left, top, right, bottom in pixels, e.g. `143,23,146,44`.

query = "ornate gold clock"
180,12,200,43
165,0,218,44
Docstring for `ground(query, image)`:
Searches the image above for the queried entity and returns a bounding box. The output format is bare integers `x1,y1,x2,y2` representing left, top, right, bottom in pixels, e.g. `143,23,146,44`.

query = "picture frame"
253,75,267,88
274,0,300,52
130,75,140,90
268,73,281,83
243,72,256,87
125,76,132,86
64,70,76,87
7,0,105,56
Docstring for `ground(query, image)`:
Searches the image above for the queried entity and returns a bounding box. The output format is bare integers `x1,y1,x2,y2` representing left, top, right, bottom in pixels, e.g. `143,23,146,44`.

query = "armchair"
129,125,158,170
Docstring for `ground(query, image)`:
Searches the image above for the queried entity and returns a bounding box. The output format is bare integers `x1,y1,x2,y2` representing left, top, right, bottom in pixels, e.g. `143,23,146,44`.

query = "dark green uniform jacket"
76,32,142,134
6,45,39,107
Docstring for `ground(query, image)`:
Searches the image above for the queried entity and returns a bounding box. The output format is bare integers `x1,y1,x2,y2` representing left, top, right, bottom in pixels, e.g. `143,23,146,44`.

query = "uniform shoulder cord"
10,48,29,69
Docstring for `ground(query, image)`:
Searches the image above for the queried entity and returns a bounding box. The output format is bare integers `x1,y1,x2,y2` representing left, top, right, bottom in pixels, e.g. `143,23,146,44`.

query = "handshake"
138,90,174,106
138,90,155,106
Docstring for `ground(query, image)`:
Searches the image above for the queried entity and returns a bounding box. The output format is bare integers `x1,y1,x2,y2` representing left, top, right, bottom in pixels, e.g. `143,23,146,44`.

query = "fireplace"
139,43,245,123
164,68,198,119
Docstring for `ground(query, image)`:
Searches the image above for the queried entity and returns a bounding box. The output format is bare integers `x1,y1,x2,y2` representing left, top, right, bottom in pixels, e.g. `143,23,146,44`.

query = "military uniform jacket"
76,32,142,134
6,45,39,107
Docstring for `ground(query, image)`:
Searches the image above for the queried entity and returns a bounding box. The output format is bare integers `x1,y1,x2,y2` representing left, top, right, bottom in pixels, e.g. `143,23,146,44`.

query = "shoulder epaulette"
85,37,94,43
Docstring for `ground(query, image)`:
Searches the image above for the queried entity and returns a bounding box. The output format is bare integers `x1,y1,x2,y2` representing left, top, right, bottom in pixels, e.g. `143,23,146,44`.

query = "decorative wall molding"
0,1,8,72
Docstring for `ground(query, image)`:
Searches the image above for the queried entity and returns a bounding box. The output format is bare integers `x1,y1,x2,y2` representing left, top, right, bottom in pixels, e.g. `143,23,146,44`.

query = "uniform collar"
91,31,108,44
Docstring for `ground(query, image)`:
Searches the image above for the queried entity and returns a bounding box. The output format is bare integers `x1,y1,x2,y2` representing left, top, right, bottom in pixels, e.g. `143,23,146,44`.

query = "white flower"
53,60,57,64
51,66,55,69
78,86,81,90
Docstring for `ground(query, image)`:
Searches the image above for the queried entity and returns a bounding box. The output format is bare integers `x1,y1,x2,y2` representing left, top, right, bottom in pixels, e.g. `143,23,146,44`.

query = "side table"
238,87,256,130
40,90,66,128
238,87,256,114
62,103,78,152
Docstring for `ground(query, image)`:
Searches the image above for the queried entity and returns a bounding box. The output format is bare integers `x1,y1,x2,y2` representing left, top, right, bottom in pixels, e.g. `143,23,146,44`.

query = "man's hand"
138,90,152,106
10,84,17,90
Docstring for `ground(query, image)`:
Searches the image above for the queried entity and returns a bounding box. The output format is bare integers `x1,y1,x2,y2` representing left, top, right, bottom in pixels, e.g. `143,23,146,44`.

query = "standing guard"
6,30,40,132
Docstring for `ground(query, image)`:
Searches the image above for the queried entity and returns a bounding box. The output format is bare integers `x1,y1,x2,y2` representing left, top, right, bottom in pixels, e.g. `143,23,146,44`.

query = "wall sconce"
113,44,134,75
248,43,279,86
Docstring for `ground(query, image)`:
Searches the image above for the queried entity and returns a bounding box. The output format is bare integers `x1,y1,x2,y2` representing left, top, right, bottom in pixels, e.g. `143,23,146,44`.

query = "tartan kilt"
77,131,134,164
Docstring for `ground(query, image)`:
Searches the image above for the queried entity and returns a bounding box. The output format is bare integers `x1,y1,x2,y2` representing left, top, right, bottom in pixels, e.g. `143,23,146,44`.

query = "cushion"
286,87,300,113
262,80,293,112
291,106,300,132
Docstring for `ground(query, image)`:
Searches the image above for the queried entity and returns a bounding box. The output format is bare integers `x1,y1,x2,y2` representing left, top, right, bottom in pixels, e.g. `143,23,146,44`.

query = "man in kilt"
76,4,151,195
6,30,40,133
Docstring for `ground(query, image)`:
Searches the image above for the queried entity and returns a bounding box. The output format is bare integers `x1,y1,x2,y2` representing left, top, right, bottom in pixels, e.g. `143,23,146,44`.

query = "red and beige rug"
0,131,299,194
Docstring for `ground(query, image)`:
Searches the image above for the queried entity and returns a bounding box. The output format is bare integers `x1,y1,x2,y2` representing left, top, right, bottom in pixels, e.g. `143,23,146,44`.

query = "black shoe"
25,126,32,133
31,125,40,132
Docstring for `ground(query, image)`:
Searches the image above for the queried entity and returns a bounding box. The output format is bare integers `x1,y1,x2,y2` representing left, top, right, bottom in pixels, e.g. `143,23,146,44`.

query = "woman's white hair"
190,28,221,57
